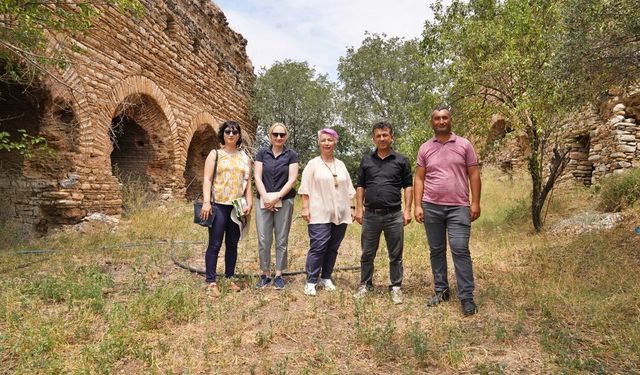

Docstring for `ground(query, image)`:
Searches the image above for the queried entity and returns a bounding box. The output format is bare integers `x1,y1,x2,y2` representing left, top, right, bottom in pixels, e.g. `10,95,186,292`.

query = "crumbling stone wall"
587,89,640,183
0,0,255,233
484,88,639,187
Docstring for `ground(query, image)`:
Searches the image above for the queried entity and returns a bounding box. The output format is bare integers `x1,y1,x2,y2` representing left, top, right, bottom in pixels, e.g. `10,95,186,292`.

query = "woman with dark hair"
200,120,252,297
299,128,355,296
254,122,299,290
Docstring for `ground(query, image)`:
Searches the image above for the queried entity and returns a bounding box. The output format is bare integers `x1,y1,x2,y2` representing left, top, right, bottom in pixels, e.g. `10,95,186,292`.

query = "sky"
215,0,439,81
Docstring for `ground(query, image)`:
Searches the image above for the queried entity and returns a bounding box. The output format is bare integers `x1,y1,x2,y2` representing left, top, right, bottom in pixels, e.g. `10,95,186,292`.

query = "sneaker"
255,275,272,289
461,299,478,316
319,278,336,291
273,276,285,290
353,285,371,299
304,282,317,296
426,289,450,307
390,286,403,305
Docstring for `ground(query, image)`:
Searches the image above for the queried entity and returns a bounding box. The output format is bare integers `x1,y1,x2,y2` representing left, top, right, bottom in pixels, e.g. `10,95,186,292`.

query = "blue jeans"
305,223,347,283
360,209,404,288
422,202,475,300
205,204,240,283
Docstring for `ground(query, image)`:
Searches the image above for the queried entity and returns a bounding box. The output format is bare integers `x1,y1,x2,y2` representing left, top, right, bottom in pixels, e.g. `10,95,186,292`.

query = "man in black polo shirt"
353,121,413,304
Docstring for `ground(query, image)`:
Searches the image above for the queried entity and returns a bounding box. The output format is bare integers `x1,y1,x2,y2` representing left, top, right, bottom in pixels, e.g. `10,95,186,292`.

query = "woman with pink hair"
298,128,355,296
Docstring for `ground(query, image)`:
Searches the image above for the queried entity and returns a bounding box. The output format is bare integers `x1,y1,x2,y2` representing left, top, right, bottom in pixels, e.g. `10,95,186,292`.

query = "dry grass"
1,166,639,374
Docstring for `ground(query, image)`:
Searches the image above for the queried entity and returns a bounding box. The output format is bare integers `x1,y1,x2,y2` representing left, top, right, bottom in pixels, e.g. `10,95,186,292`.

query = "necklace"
321,158,338,188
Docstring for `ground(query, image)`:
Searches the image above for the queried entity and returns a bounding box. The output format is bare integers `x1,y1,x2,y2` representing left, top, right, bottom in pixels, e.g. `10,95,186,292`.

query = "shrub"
597,168,640,212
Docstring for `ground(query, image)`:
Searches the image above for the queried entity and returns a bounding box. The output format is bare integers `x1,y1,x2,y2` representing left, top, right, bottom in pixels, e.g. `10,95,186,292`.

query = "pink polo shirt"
416,133,478,206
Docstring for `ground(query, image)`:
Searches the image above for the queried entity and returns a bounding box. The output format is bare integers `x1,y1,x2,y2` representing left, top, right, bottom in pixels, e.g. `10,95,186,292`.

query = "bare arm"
279,163,299,200
403,186,413,226
354,187,364,224
301,194,310,222
414,166,426,223
243,162,253,216
254,161,274,211
200,150,217,220
468,165,481,221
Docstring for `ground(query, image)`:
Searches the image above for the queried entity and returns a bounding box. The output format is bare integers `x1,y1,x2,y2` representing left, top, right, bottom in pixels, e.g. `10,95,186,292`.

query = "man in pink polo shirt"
414,107,482,316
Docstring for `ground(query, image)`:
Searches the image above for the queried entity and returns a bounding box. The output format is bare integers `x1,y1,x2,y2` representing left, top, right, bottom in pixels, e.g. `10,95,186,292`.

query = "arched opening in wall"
0,79,47,224
109,94,173,201
184,124,218,200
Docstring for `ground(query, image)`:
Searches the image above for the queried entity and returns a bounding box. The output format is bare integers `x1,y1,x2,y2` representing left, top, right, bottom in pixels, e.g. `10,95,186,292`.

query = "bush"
597,168,640,212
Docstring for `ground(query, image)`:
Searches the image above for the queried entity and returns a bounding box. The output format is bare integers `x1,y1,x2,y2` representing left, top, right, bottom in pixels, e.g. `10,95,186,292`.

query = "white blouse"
298,156,356,225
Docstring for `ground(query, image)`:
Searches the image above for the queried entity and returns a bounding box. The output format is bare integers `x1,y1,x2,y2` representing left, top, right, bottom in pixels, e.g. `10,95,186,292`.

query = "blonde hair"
268,122,288,136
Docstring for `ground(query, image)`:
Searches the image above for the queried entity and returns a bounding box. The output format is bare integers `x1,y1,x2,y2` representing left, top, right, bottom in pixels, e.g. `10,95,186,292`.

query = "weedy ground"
1,166,639,374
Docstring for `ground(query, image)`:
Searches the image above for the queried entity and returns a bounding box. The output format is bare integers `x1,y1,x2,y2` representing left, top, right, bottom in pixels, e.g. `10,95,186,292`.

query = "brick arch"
180,112,221,198
49,67,92,147
89,75,179,165
182,112,221,164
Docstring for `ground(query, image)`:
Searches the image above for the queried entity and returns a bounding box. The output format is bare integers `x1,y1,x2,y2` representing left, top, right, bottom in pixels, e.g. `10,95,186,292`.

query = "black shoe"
461,299,478,316
426,289,450,307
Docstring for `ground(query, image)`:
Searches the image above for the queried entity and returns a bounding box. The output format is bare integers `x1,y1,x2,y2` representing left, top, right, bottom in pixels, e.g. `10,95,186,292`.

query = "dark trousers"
305,223,347,283
205,204,240,283
422,202,475,300
360,209,404,288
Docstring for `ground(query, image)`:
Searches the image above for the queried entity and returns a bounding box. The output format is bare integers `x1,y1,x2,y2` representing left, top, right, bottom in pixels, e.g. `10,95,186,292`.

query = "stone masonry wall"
588,89,640,182
0,0,255,232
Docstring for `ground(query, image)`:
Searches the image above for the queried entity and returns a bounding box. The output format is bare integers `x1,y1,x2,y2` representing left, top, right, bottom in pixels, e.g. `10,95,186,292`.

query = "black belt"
365,206,401,215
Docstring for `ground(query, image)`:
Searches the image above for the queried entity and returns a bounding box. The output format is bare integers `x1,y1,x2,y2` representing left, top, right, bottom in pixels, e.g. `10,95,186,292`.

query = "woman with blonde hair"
298,128,355,296
254,122,299,290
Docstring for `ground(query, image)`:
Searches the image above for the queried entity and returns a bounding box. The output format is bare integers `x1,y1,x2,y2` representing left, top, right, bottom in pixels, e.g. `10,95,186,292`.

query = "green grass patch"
597,168,640,212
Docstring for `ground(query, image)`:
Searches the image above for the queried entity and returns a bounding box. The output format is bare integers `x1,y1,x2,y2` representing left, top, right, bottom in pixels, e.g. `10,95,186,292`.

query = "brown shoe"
207,283,220,298
229,281,241,292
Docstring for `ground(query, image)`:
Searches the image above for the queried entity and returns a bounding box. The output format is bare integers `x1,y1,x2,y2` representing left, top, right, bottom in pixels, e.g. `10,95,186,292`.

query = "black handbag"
194,150,218,227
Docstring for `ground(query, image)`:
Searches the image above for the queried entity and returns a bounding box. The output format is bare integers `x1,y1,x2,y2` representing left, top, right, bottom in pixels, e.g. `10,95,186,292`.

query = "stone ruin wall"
486,87,640,187
565,88,640,185
0,0,255,233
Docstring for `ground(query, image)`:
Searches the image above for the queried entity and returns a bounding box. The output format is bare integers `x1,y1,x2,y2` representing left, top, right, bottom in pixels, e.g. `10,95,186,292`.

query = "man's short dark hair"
217,120,243,146
372,121,393,136
431,105,452,117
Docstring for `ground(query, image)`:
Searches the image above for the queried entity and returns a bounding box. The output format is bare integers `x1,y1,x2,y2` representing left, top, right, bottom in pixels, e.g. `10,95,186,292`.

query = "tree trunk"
526,113,570,232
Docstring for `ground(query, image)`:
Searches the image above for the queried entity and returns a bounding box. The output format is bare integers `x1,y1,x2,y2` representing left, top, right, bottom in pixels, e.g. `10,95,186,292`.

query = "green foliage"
0,129,52,157
597,168,640,212
250,60,337,165
556,0,640,102
337,33,437,163
0,0,143,82
26,265,113,312
405,323,429,362
131,283,201,330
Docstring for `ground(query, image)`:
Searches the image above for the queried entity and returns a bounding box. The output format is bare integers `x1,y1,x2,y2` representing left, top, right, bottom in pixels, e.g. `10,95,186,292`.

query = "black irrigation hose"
11,240,362,277
170,251,360,278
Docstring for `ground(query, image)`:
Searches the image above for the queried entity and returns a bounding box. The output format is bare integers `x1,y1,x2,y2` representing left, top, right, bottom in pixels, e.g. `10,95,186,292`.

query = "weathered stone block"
617,145,636,153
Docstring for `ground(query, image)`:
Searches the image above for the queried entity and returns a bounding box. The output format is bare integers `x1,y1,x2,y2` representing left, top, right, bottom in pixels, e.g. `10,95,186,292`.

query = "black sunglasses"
224,129,239,135
271,132,286,138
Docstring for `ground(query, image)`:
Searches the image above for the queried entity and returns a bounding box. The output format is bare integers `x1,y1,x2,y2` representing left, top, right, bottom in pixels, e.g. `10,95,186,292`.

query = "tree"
250,60,337,165
423,0,571,232
555,0,640,103
337,33,437,162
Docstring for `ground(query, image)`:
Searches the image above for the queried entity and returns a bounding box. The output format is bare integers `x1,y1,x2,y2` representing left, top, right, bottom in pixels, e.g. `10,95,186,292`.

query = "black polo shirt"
255,146,300,200
356,149,413,209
